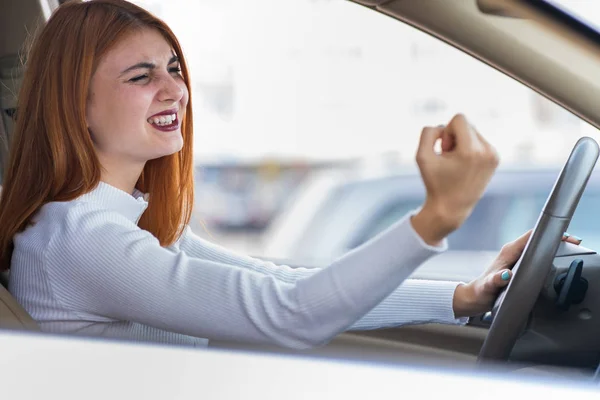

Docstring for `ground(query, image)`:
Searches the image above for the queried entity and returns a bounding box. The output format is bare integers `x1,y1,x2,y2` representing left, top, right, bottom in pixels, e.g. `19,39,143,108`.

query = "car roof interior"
2,0,600,375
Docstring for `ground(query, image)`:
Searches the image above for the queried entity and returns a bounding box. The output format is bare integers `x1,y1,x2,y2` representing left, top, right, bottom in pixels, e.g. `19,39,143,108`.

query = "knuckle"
415,151,426,165
487,148,500,166
418,129,430,143
454,112,466,121
500,243,512,257
420,126,435,136
470,146,498,167
492,154,500,167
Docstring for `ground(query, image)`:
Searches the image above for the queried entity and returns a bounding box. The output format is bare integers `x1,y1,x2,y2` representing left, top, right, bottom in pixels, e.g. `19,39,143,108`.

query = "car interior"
3,0,600,383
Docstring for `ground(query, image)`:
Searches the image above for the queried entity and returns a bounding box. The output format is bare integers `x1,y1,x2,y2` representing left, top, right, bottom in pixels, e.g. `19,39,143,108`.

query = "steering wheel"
477,136,599,363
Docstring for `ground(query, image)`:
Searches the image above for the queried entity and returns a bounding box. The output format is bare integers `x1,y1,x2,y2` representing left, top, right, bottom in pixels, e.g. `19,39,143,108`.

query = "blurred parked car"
262,167,600,281
194,162,314,231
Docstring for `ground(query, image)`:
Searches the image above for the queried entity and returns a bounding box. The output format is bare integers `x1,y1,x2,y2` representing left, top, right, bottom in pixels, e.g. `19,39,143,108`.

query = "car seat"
0,271,39,331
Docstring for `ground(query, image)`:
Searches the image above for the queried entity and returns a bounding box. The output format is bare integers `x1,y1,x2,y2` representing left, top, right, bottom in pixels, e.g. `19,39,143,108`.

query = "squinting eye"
129,74,149,83
169,67,182,74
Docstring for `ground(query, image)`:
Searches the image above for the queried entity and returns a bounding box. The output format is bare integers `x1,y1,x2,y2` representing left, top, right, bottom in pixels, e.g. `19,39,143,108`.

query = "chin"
143,142,183,161
156,146,184,160
159,132,185,155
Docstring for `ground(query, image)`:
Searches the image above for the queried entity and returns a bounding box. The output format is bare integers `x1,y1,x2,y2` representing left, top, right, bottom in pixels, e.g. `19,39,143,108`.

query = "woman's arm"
177,212,467,330
45,202,448,350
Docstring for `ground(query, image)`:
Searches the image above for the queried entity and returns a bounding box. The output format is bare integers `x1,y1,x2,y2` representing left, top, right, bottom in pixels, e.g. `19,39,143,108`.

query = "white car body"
2,330,599,399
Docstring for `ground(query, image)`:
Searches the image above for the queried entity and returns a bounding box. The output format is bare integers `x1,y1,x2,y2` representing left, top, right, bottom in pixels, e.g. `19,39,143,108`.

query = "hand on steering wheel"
453,231,582,318
478,137,599,362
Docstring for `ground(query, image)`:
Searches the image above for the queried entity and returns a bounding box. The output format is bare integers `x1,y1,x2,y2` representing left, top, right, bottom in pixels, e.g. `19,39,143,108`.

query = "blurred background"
130,0,600,266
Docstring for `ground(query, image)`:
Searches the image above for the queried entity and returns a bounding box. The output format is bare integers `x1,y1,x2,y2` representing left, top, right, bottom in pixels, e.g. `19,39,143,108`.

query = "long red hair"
0,0,195,271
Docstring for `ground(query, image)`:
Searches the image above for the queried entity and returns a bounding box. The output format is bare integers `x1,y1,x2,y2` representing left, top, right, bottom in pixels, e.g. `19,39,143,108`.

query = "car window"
350,200,423,248
356,189,600,252
131,0,600,272
352,195,509,251
499,192,600,251
445,196,510,251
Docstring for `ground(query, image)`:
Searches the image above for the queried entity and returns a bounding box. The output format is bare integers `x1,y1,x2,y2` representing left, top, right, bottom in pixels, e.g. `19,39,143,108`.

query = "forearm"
349,279,469,330
179,211,463,332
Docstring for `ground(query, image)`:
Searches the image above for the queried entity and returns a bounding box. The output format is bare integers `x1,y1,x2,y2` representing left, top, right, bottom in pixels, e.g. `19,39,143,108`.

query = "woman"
0,0,578,349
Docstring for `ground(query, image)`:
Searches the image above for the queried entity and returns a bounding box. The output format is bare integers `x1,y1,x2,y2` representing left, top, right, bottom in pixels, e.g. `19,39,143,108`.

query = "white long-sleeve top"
8,182,467,349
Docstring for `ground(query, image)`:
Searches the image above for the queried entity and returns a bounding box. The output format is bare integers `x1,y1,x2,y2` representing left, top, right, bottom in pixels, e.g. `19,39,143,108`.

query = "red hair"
0,0,195,270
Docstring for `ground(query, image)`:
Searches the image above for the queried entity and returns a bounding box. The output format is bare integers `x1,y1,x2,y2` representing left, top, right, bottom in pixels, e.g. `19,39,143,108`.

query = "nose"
157,74,186,104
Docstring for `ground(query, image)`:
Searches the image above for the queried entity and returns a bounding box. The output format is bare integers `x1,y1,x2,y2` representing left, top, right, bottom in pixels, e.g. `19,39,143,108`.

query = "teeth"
148,113,177,126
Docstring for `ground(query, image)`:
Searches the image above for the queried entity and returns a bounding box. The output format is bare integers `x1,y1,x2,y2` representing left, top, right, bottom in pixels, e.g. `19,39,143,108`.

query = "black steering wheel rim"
477,137,599,363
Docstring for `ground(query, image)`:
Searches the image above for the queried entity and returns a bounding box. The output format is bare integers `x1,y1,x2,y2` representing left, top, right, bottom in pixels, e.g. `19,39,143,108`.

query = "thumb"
513,229,533,250
441,128,456,153
416,126,444,166
499,229,533,264
484,269,512,293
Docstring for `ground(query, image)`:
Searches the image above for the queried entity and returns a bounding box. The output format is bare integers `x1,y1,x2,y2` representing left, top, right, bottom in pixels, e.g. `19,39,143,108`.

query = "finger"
416,126,444,164
470,123,500,164
562,232,582,245
444,113,476,152
497,230,532,266
434,124,456,153
470,123,490,146
483,269,512,293
510,229,533,252
495,269,512,287
440,129,456,153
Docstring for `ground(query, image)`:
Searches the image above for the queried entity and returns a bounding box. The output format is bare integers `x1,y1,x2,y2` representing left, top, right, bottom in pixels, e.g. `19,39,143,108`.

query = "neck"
97,155,145,195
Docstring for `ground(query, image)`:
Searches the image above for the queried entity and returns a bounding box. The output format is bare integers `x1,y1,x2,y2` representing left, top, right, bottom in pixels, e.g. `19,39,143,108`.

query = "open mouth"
147,112,180,132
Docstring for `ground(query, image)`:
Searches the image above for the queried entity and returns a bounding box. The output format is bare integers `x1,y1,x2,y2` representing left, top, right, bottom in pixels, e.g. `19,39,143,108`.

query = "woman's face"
86,28,189,166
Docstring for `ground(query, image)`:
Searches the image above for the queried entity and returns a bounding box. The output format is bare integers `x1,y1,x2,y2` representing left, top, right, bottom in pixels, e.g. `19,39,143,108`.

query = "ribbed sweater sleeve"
178,220,468,330
44,202,464,350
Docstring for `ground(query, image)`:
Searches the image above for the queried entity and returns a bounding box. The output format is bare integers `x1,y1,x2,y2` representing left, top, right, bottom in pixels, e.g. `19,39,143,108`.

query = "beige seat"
0,271,40,331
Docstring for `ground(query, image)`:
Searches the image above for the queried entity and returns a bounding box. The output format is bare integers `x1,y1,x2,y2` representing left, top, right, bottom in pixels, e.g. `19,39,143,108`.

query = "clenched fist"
411,114,499,245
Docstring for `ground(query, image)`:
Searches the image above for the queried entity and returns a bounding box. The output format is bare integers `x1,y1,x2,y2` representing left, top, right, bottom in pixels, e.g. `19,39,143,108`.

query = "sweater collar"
78,181,149,223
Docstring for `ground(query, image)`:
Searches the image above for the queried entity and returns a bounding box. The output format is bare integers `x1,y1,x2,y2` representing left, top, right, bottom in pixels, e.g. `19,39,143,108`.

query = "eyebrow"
120,55,179,75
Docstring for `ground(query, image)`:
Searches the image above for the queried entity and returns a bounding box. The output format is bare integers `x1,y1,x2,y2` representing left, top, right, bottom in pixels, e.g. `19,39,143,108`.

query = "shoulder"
36,198,158,257
38,198,135,232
